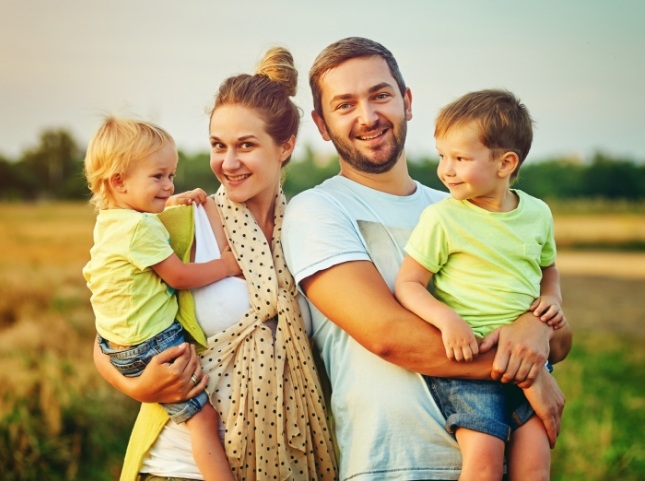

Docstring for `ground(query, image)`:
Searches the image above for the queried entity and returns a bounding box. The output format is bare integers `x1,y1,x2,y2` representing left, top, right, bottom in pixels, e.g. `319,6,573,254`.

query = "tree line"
1,129,644,203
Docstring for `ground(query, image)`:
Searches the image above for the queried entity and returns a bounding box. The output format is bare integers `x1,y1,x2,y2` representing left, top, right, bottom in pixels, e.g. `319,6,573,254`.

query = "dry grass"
557,251,645,338
557,251,645,280
0,202,104,418
0,202,137,480
554,214,645,247
0,202,643,480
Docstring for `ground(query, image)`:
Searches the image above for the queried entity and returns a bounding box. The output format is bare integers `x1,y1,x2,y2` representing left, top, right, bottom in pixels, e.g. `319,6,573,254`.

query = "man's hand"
523,369,566,448
480,311,551,386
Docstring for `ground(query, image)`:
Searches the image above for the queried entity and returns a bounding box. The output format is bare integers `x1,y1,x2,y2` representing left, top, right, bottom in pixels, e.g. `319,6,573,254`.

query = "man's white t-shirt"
283,176,461,481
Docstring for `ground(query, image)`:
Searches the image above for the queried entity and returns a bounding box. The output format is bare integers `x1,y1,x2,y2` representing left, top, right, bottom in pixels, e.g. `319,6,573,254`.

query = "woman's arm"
93,337,207,403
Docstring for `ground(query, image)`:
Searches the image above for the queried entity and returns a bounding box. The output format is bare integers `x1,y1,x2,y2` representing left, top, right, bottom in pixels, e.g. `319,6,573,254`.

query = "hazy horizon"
2,0,644,163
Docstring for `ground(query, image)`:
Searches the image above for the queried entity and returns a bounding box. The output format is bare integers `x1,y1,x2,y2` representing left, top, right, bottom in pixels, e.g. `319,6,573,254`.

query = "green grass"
0,384,138,481
551,331,645,480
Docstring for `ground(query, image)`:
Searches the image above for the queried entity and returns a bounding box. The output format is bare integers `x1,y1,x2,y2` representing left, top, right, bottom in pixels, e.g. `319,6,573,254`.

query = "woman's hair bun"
256,47,298,97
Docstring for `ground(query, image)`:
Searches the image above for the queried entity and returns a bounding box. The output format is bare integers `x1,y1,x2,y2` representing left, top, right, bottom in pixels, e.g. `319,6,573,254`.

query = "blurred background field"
1,201,644,480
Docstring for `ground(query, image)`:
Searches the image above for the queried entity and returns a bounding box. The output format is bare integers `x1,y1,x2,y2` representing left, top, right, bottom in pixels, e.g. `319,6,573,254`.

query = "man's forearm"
372,314,495,378
303,261,497,380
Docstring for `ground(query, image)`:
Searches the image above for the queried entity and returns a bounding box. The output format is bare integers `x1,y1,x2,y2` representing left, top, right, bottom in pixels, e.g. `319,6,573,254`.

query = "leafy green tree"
515,157,586,199
407,156,446,192
2,126,644,204
582,153,644,200
0,158,20,200
174,150,221,194
283,144,339,199
20,130,84,200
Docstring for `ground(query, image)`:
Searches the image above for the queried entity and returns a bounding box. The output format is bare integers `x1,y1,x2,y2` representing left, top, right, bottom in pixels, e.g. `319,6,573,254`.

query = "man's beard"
327,117,407,175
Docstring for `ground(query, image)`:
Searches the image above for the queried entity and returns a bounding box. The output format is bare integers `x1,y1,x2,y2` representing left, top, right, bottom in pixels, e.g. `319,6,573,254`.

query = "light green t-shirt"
83,209,177,346
405,190,557,337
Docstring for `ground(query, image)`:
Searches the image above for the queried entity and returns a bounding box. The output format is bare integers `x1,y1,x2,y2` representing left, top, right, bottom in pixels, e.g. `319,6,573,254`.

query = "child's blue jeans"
424,376,534,441
98,321,208,424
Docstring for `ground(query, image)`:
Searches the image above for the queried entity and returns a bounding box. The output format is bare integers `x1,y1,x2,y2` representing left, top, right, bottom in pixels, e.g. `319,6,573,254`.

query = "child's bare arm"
439,318,480,362
531,263,566,330
395,254,479,362
152,248,241,290
166,188,209,207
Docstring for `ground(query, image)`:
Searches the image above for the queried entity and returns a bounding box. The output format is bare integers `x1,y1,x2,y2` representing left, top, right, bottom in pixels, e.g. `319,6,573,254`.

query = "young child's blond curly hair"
84,117,175,210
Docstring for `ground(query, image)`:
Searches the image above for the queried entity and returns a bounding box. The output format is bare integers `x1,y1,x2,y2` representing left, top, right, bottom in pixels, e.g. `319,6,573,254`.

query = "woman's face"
209,104,293,206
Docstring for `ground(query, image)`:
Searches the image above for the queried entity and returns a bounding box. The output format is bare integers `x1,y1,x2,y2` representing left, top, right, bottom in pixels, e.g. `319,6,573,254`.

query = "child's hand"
166,188,209,207
441,320,479,362
530,295,566,329
220,245,242,277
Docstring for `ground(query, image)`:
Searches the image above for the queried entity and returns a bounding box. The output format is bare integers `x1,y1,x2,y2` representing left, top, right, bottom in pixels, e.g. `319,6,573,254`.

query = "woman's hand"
93,338,208,403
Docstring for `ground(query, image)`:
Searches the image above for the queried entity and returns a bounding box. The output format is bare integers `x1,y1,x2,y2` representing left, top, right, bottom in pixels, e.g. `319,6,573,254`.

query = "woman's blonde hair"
84,117,175,209
211,46,300,165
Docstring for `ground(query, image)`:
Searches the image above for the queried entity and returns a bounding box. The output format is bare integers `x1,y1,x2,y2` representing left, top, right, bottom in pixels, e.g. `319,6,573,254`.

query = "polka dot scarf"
200,186,338,481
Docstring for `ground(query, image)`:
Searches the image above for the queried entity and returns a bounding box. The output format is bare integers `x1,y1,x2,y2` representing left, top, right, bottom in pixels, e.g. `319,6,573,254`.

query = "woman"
94,47,338,481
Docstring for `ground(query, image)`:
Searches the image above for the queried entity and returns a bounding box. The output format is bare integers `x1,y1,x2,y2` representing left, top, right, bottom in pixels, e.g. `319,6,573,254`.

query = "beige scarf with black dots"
200,185,337,481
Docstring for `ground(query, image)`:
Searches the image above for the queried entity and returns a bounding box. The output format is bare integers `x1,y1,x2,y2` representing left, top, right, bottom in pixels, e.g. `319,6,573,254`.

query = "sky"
2,0,644,164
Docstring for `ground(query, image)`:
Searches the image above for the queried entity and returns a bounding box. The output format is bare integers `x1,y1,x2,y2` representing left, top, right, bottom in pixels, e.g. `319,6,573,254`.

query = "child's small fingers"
541,306,558,322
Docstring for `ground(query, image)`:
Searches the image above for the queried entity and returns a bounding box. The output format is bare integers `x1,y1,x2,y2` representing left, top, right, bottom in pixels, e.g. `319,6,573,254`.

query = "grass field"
1,202,644,480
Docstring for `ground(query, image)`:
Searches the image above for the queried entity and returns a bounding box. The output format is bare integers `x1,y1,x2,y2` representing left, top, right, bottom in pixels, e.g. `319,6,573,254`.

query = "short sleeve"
539,206,557,267
404,206,449,274
283,190,371,287
128,214,174,270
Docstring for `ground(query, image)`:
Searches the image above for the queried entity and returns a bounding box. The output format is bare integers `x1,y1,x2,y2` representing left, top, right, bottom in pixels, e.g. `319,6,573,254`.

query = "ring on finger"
190,373,199,386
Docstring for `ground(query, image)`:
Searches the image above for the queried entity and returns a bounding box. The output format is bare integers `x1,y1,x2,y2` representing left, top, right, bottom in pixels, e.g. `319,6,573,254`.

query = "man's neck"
339,155,417,196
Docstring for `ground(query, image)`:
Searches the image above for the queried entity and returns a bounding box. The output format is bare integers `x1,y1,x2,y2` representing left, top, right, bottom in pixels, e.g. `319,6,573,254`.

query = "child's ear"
109,173,127,193
498,152,519,179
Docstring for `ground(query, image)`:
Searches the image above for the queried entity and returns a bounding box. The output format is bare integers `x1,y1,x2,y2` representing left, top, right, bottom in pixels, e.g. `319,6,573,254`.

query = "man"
283,37,571,481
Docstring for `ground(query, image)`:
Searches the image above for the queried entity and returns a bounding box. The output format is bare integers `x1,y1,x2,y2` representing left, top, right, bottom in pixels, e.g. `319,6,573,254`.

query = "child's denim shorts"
98,321,208,424
424,376,534,441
